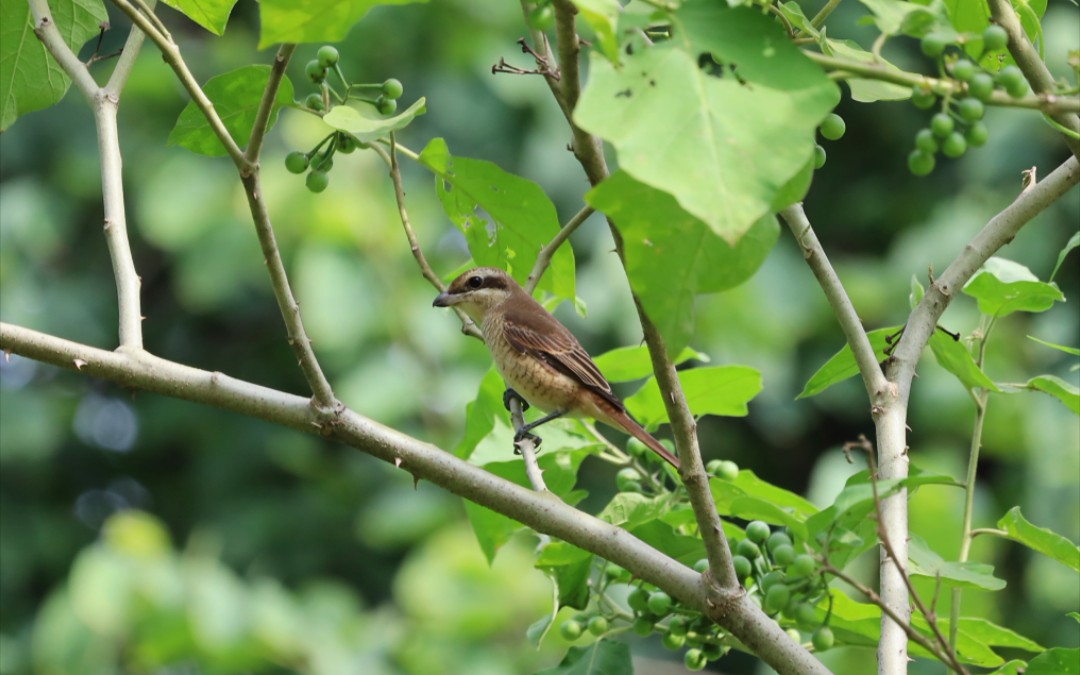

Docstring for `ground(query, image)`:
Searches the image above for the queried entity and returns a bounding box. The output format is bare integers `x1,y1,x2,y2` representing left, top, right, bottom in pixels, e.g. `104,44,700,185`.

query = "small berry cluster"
285,45,406,192
908,24,1025,175
814,113,847,169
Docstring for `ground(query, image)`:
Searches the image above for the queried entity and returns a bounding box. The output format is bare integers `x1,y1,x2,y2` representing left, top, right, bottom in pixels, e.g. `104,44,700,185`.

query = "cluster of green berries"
731,521,834,651
908,24,1025,175
814,113,846,169
625,576,732,671
285,45,407,192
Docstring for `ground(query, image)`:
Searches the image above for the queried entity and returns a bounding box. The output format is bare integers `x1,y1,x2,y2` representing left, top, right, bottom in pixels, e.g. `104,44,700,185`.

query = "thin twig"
105,0,155,96
246,43,297,164
524,205,594,294
809,0,843,29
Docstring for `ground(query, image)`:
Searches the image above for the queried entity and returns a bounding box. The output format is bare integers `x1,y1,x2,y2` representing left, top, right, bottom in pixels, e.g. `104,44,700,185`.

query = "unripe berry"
382,78,404,100
317,45,339,68
983,24,1008,51
306,170,329,193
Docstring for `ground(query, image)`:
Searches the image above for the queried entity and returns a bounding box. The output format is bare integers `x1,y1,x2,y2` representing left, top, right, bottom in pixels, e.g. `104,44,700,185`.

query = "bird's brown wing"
501,304,621,407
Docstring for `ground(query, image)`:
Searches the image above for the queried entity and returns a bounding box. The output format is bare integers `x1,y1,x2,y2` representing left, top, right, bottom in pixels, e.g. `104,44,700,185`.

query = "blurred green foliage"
1,0,1078,673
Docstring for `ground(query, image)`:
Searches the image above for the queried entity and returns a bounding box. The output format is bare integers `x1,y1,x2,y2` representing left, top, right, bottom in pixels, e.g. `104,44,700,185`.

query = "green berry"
908,149,936,176
305,60,326,83
942,131,967,158
382,78,404,100
605,564,628,581
736,539,761,560
931,112,955,138
627,438,648,457
317,46,340,68
560,619,583,640
702,641,725,660
911,86,936,109
662,632,686,650
647,591,672,616
628,587,650,613
693,558,709,573
786,628,803,643
587,616,608,636
997,65,1027,98
621,480,643,493
284,151,309,174
376,96,398,115
771,543,796,567
632,616,654,636
759,570,784,592
668,616,689,637
732,555,753,581
951,59,977,82
965,121,990,147
305,170,329,193
788,553,818,578
766,532,792,553
812,626,835,651
819,113,846,141
304,93,325,111
684,648,708,671
968,72,995,101
616,467,641,491
957,97,984,121
528,4,555,31
746,521,771,544
712,460,739,481
1005,77,1028,98
915,128,939,154
813,144,826,169
794,603,819,629
764,583,792,614
983,24,1008,51
920,32,950,58
337,133,356,154
312,153,333,172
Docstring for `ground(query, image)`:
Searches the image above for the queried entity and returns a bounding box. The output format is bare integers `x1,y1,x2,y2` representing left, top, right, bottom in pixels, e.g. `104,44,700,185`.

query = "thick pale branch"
987,0,1080,157
780,204,890,398
105,0,155,95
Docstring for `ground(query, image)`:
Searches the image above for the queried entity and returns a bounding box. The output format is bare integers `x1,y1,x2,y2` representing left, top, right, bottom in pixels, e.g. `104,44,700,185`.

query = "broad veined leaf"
1026,648,1079,675
419,138,576,303
929,330,1000,392
159,0,238,35
908,535,1006,590
588,171,779,355
576,5,838,244
962,257,1064,317
624,366,762,428
168,65,294,156
258,0,428,48
321,97,426,142
0,0,107,131
798,326,900,398
997,507,1080,572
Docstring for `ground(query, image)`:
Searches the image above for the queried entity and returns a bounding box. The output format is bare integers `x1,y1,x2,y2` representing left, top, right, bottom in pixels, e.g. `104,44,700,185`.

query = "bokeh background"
1,1,1077,673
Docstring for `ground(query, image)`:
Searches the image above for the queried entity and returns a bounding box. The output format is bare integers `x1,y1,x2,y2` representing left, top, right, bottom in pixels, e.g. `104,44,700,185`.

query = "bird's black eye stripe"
467,275,484,289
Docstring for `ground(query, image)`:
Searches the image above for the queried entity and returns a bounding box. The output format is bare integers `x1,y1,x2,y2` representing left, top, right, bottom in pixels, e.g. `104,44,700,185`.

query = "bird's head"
432,267,518,323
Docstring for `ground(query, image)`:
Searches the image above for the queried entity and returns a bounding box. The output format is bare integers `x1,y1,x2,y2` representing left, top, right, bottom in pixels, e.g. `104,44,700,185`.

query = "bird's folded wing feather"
502,309,619,405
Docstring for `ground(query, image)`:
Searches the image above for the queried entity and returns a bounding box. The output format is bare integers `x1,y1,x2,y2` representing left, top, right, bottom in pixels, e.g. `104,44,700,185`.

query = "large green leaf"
167,65,294,156
159,0,238,35
258,0,428,49
798,326,900,399
575,5,838,244
588,172,778,355
909,535,1006,590
624,366,762,428
997,507,1080,572
535,640,632,675
1005,375,1079,415
321,97,426,143
592,345,706,383
0,0,107,131
929,330,1000,392
962,257,1064,318
1027,648,1080,675
418,138,576,304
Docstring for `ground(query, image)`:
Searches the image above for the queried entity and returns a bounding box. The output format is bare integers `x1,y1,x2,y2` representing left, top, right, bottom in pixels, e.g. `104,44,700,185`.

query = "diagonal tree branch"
524,204,593,294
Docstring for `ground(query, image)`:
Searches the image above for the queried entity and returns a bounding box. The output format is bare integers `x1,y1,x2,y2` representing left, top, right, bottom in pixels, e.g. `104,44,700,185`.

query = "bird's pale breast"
483,312,584,415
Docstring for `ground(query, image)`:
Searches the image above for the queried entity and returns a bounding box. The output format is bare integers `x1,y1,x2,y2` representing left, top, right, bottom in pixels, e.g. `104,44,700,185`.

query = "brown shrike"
433,267,680,469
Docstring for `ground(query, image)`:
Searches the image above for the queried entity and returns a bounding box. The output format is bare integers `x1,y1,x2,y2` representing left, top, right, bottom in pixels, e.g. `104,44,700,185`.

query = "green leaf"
587,171,778,355
987,660,1027,675
597,493,672,528
1050,231,1079,280
821,39,912,102
258,0,428,49
997,507,1080,572
535,640,633,675
536,542,592,610
592,345,706,383
798,326,900,398
857,0,938,35
957,617,1043,652
1027,336,1080,356
167,65,294,156
0,0,108,131
1027,648,1080,675
929,330,1000,392
571,0,621,64
575,5,838,244
1023,375,1079,414
418,138,576,303
159,0,238,35
624,366,762,428
962,257,1064,318
910,275,925,310
711,470,817,542
729,469,819,519
321,97,426,143
908,535,1006,590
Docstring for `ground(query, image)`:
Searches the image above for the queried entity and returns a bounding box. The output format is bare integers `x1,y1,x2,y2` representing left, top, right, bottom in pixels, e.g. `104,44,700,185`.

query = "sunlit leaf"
997,507,1080,572
159,0,238,35
962,257,1063,317
1027,648,1079,675
798,326,900,398
1027,336,1080,356
625,366,762,428
929,330,999,392
258,0,428,48
321,97,426,143
535,640,632,675
909,535,1006,590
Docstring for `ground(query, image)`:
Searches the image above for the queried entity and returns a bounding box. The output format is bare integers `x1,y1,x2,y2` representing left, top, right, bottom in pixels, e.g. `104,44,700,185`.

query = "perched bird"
433,267,680,469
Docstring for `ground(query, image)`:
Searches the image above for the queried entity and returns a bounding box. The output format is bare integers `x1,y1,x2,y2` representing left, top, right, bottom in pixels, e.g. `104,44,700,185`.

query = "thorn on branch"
73,358,87,370
934,324,961,341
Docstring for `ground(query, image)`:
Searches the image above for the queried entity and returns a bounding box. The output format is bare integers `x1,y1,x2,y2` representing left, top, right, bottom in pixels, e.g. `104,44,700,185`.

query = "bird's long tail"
609,409,680,469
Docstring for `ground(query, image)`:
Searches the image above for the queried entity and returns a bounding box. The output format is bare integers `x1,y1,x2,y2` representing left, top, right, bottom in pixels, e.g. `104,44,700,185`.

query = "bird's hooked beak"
432,291,457,308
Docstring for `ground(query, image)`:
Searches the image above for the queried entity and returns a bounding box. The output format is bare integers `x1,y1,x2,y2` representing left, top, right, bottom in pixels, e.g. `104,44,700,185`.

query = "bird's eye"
467,276,483,289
